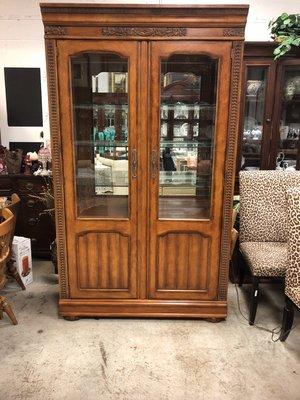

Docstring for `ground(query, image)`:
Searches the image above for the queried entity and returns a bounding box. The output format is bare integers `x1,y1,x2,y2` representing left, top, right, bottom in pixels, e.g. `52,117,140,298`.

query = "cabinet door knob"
26,182,34,190
266,118,271,123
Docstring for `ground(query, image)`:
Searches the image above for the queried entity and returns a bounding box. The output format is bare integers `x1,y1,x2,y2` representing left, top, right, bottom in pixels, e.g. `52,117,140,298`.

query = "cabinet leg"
64,316,79,321
206,317,225,323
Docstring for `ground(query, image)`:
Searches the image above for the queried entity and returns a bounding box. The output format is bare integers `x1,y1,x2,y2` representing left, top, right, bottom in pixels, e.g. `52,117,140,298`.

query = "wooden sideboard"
0,175,55,258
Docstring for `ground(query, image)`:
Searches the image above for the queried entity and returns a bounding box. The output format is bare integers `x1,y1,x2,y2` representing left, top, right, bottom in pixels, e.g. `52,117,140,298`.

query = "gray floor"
0,260,299,400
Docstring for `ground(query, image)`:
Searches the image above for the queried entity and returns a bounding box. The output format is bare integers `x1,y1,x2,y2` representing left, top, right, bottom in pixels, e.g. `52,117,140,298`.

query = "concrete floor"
0,260,299,400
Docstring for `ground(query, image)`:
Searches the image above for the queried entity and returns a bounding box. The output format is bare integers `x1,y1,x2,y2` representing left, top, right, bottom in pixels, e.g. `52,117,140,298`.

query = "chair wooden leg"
0,295,18,325
6,260,26,290
280,296,294,342
249,276,259,325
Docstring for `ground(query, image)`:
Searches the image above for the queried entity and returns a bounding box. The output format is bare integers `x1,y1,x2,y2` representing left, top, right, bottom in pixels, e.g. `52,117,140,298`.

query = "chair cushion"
286,287,300,309
240,242,287,277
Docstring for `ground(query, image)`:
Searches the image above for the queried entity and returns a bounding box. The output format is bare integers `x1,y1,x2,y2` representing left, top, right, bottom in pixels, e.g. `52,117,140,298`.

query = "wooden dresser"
41,3,248,319
0,175,55,258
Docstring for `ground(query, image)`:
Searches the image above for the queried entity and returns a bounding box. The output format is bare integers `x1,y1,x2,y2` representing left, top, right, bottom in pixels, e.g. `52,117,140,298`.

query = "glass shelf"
75,140,128,147
74,104,128,110
160,141,212,148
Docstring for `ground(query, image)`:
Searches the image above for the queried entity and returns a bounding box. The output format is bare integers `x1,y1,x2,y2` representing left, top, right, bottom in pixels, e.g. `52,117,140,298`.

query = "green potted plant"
269,13,300,59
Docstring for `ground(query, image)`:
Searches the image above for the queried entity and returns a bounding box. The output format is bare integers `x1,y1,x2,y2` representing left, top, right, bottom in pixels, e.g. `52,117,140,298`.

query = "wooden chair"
280,187,300,341
239,170,300,325
0,208,18,325
5,193,26,290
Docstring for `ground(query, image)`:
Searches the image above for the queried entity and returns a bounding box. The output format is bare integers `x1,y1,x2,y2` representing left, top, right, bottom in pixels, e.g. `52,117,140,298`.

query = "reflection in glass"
276,67,300,170
241,67,267,170
159,54,217,219
71,53,129,218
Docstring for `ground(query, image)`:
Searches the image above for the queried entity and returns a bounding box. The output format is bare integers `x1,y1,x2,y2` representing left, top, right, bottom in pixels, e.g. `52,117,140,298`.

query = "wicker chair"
5,193,25,290
280,187,300,341
239,170,300,325
0,208,18,325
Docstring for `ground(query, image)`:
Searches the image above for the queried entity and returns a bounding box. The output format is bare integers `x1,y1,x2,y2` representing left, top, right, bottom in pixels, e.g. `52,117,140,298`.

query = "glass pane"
159,54,217,219
241,66,267,170
276,67,300,170
71,53,129,218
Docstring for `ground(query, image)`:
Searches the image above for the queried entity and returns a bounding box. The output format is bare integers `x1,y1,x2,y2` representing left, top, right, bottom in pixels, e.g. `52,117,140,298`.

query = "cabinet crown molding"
101,27,187,37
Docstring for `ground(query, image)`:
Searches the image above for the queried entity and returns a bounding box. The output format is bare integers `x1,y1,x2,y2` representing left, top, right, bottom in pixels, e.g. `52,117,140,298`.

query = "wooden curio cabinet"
236,42,300,187
41,4,248,319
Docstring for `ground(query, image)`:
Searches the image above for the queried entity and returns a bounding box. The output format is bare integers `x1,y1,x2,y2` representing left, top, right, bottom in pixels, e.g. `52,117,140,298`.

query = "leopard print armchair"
239,170,300,278
280,186,300,341
238,170,300,325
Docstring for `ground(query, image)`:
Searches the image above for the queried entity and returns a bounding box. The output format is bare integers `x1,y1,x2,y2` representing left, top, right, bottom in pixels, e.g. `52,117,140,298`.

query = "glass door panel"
276,66,300,170
71,53,129,218
242,66,268,169
159,54,217,219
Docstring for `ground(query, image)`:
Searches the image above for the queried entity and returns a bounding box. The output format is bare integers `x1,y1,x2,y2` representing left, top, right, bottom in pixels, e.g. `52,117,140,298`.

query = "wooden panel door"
57,40,140,299
148,41,231,300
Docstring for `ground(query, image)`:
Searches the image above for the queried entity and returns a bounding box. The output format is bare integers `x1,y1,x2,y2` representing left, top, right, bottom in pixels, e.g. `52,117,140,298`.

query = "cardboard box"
12,236,33,286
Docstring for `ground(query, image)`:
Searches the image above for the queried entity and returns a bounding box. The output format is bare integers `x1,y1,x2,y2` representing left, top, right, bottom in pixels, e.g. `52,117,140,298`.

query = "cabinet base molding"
59,299,227,319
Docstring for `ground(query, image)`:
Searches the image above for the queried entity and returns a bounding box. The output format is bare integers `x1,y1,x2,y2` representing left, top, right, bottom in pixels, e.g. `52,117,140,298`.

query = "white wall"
0,0,299,147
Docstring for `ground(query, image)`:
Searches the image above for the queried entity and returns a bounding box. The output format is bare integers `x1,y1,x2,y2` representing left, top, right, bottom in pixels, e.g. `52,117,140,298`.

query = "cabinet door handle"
151,150,158,179
131,149,137,178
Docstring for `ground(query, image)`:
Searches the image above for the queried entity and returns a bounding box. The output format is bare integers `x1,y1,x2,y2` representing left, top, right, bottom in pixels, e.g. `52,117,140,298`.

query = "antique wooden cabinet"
237,42,300,182
41,4,248,319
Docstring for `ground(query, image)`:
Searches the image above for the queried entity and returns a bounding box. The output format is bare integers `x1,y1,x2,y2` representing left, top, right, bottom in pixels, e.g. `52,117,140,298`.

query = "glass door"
148,41,231,300
57,40,140,299
274,63,300,170
241,66,268,169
